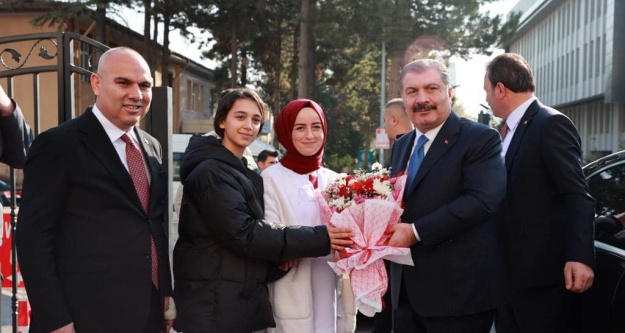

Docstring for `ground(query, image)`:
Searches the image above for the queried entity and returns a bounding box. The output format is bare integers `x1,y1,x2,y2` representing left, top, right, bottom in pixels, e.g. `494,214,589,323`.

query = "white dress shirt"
501,96,537,156
92,105,150,181
406,121,445,242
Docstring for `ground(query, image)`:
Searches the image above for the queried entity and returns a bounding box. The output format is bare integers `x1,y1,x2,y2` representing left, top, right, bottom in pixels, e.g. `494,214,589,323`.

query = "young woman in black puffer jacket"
172,88,353,333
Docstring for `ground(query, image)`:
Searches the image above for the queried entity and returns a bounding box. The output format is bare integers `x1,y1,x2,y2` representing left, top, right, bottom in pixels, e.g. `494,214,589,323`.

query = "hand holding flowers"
387,223,419,248
327,226,355,251
316,163,413,316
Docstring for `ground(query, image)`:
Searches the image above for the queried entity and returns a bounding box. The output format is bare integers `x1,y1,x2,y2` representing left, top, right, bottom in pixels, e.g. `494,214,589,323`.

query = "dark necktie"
500,123,510,141
121,133,159,289
406,135,429,190
309,173,318,189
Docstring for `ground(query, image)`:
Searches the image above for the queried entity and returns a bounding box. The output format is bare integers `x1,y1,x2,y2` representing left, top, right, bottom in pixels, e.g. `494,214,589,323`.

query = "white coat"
262,163,356,333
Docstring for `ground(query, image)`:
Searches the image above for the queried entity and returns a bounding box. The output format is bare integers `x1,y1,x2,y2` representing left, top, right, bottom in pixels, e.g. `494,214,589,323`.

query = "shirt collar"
412,119,445,148
505,96,536,131
92,105,138,143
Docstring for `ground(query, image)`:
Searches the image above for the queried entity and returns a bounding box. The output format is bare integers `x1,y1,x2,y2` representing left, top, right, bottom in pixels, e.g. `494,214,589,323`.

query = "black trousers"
495,284,579,333
393,280,494,333
145,286,164,333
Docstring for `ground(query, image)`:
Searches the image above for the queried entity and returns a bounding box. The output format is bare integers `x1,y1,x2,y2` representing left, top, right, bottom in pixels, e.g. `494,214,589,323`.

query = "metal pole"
6,78,17,333
379,40,386,165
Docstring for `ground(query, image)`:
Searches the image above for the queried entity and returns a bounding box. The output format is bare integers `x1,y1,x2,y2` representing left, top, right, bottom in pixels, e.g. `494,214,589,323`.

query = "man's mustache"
412,103,437,112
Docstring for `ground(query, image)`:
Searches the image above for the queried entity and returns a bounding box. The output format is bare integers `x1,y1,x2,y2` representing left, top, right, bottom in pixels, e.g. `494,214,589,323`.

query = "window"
589,40,594,78
186,80,204,112
564,53,571,87
583,43,587,80
596,37,601,78
586,160,625,248
559,56,563,90
186,80,192,109
575,47,579,83
190,82,197,111
584,155,625,248
577,0,580,30
590,0,594,20
194,83,202,112
603,34,607,75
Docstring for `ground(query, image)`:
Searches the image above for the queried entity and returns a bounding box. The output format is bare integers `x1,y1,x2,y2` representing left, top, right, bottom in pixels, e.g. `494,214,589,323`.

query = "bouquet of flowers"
316,163,413,317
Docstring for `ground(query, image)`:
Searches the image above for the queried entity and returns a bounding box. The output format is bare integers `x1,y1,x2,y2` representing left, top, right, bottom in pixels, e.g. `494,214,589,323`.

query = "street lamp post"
379,40,386,165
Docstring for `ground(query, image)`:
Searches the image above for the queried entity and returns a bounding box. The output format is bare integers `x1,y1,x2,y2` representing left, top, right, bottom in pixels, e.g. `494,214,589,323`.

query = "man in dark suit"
16,47,172,333
0,84,32,283
485,53,595,333
387,59,506,333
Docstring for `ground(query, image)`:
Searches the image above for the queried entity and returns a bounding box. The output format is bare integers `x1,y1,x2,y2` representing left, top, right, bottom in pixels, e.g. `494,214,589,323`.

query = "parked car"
580,150,625,332
0,179,20,207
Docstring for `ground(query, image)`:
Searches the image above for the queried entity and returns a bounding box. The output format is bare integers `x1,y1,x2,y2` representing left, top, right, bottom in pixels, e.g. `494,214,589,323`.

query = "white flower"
373,178,392,195
330,197,349,211
336,173,348,182
371,162,382,171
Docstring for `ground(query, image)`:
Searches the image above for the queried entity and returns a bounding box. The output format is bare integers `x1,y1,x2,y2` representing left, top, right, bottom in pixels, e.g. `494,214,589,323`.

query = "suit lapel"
505,100,539,170
77,109,146,212
395,131,415,177
406,112,460,194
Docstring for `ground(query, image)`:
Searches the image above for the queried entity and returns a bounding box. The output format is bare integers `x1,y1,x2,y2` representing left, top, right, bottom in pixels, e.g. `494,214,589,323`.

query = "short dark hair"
486,53,535,93
213,88,269,138
257,149,279,163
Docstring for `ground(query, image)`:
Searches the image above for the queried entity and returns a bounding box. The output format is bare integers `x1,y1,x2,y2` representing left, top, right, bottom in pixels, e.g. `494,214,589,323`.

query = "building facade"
0,1,215,135
506,0,625,162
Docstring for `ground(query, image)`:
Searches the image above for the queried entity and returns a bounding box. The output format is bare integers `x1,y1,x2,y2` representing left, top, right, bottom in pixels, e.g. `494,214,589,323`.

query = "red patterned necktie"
500,123,510,141
309,174,318,189
121,133,159,289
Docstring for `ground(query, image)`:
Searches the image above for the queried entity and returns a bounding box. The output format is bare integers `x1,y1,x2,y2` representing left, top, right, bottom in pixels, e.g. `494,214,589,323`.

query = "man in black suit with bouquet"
387,59,506,333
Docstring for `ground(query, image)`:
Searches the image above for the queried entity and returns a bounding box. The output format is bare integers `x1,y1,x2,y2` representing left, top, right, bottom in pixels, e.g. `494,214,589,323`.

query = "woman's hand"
278,258,301,271
327,227,354,251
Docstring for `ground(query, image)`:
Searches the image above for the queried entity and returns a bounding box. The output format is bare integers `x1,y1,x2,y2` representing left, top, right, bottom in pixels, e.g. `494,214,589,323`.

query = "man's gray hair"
400,59,451,88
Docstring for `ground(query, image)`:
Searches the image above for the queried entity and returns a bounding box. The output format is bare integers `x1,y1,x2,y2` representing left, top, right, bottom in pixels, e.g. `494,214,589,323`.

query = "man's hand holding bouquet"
316,162,413,317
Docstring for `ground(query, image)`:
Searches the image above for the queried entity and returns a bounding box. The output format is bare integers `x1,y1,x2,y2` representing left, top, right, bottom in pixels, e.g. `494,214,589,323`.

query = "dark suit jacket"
389,112,506,317
16,108,172,333
498,99,595,288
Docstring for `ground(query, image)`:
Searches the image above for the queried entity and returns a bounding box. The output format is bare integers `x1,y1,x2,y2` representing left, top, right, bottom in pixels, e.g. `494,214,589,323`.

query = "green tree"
29,0,134,43
184,0,519,159
28,0,198,88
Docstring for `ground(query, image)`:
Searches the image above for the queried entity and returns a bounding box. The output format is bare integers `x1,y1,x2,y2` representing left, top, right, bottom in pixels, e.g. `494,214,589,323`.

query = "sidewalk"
0,294,375,333
1,288,20,333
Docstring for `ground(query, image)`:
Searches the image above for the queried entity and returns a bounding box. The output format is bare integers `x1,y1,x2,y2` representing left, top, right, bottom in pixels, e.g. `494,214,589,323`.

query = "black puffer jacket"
173,135,331,333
